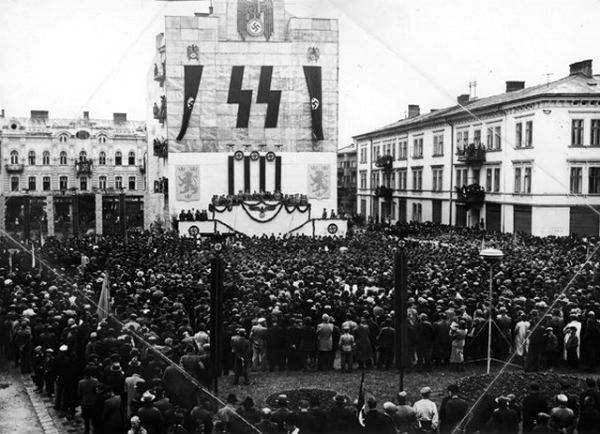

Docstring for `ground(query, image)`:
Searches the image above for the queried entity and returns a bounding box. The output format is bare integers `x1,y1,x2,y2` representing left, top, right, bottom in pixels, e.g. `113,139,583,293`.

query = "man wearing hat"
231,328,251,385
549,394,576,433
250,318,268,371
136,391,164,434
292,399,318,433
395,391,417,434
490,396,520,434
77,366,100,434
271,394,293,432
439,384,468,434
413,387,439,432
328,394,355,433
316,314,334,371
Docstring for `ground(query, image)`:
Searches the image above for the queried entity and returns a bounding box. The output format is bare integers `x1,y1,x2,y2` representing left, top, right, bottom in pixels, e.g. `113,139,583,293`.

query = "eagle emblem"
307,46,320,63
237,0,274,41
186,44,199,61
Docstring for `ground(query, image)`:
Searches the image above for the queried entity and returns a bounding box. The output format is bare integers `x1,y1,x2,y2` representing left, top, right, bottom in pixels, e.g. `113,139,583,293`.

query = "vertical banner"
228,156,234,195
244,156,251,193
394,248,409,369
259,156,266,192
275,156,282,192
303,66,324,141
177,65,204,141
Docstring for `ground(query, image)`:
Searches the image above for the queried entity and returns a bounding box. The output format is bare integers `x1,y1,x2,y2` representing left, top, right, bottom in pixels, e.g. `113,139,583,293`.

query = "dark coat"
522,392,548,432
137,404,164,434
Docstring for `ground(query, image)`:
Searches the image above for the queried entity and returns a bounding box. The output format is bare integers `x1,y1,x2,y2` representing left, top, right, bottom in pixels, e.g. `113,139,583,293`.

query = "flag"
177,65,204,141
97,274,111,321
303,66,324,141
357,368,366,427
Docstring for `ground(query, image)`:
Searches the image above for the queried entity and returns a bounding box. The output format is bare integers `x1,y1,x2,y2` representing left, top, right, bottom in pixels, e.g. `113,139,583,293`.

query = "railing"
5,163,24,173
375,154,393,170
75,159,93,176
457,144,486,164
153,138,168,158
153,62,166,83
154,177,168,194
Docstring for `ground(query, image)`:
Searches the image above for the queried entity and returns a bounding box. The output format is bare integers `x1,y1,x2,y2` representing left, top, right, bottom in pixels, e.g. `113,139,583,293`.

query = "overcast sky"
1,0,599,146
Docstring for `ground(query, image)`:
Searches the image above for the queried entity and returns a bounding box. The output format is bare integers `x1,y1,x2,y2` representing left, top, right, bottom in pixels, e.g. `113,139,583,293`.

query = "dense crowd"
210,192,309,208
1,222,600,433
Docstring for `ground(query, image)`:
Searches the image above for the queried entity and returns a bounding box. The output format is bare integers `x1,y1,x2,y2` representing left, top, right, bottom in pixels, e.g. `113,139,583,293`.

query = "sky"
1,0,600,147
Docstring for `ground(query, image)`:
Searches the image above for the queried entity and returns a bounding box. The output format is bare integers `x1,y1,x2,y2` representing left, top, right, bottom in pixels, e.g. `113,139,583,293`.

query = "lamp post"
479,247,504,374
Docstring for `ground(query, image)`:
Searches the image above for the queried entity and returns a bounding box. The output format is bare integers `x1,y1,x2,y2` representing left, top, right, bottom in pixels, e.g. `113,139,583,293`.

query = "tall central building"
147,0,339,235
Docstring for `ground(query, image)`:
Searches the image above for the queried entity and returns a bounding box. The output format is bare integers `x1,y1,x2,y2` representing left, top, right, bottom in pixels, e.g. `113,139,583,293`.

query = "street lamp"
479,247,504,374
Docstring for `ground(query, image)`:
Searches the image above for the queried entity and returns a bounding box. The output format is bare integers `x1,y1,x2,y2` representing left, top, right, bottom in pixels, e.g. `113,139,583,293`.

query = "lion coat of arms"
307,164,331,199
237,0,274,41
176,165,200,202
187,44,199,61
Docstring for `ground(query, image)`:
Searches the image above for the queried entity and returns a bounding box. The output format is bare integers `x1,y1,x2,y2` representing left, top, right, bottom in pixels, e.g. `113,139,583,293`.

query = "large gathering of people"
210,192,309,208
1,221,600,433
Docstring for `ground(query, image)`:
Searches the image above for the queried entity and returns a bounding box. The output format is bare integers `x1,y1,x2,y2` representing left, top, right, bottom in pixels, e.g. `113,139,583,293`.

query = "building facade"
147,0,339,234
0,110,147,240
337,143,356,215
354,60,600,237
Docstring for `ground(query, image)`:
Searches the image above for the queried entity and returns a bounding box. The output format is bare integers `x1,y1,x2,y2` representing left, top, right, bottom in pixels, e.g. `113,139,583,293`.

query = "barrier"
178,218,347,237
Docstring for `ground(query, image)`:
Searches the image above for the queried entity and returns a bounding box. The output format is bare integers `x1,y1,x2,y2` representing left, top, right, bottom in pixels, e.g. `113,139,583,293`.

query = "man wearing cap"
490,396,520,434
231,328,251,385
78,366,100,434
316,314,334,371
549,394,576,434
395,391,417,434
413,387,439,432
363,396,395,434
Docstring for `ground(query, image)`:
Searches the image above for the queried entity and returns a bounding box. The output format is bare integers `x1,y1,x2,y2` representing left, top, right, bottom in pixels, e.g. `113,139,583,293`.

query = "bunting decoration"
303,66,324,141
177,65,204,141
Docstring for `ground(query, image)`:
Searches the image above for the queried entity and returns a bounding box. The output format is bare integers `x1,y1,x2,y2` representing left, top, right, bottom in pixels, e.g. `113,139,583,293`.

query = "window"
515,122,523,148
412,203,422,222
115,151,122,166
412,168,422,191
398,140,408,160
398,169,407,190
98,135,107,144
494,126,501,150
43,151,50,165
463,131,469,148
523,167,531,193
413,138,423,158
514,167,522,193
10,150,19,164
59,176,68,190
115,176,123,189
390,171,396,189
570,167,583,194
572,119,584,146
128,176,136,190
99,176,107,190
472,168,480,185
60,151,67,165
591,120,600,147
28,176,36,191
589,167,600,194
99,151,106,165
11,176,19,192
456,168,468,188
525,121,533,147
58,134,68,143
43,176,51,191
493,168,500,192
128,151,136,165
486,128,494,149
360,147,366,164
474,129,481,145
433,134,444,156
432,168,443,191
486,168,492,191
79,150,87,162
80,177,87,191
28,151,36,165
456,132,463,151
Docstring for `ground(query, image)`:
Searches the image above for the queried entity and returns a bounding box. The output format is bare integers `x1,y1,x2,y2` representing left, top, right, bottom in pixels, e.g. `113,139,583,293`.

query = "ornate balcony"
153,61,166,84
154,177,168,194
375,154,393,170
5,163,24,173
75,159,92,176
153,138,168,158
374,185,393,201
457,144,486,165
455,183,486,210
153,95,167,123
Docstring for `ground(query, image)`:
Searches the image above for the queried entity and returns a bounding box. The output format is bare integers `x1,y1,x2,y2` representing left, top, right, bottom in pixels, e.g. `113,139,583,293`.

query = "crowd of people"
210,192,309,208
1,222,600,433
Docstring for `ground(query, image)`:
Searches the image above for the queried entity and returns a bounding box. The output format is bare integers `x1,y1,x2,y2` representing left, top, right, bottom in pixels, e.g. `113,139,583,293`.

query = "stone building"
337,143,356,215
354,59,600,237
147,0,340,236
0,110,147,240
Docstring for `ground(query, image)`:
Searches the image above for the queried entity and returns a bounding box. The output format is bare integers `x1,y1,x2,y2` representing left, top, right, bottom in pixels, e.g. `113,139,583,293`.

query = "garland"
210,200,311,223
240,202,284,223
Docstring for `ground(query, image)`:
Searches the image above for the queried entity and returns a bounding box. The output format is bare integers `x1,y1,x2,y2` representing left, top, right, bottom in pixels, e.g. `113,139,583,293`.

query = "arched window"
98,151,106,165
58,134,68,143
79,150,87,162
59,151,67,165
98,135,107,144
128,151,135,165
115,151,122,166
10,150,19,164
28,150,36,165
43,151,50,165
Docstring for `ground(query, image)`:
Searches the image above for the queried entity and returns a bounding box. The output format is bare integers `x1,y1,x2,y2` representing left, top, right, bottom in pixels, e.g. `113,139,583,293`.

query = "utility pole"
210,253,224,395
394,244,408,391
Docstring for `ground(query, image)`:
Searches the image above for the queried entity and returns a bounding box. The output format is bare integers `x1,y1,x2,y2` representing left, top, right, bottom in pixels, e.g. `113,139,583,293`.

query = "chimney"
569,59,593,77
457,94,470,106
83,111,89,121
30,110,49,121
113,112,127,123
407,104,420,118
505,81,525,92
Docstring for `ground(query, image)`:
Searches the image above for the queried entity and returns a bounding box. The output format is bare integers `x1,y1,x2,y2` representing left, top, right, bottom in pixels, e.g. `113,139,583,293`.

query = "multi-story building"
354,59,600,237
0,110,147,240
337,143,356,215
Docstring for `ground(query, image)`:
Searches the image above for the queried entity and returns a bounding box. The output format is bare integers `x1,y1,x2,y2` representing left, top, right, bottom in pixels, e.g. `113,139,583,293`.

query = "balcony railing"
5,163,24,173
153,138,168,158
456,143,486,164
154,177,168,194
75,159,93,176
153,62,166,84
375,154,393,170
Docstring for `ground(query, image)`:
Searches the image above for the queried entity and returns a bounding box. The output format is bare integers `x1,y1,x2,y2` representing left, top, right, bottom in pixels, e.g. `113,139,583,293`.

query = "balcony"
75,159,93,176
457,144,486,165
375,154,393,170
153,96,166,123
139,158,146,174
153,138,168,158
455,183,486,210
5,163,24,173
374,185,393,201
153,62,166,84
154,177,168,194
